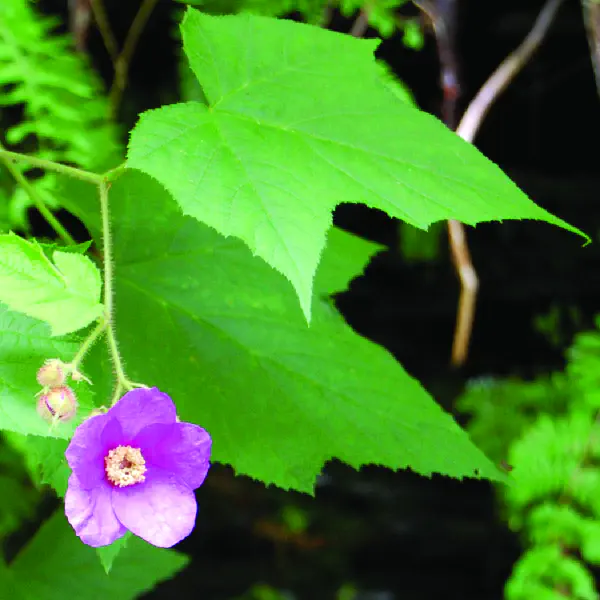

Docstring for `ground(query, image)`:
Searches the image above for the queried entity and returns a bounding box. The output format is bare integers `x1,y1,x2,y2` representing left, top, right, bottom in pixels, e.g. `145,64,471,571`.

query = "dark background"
33,1,600,598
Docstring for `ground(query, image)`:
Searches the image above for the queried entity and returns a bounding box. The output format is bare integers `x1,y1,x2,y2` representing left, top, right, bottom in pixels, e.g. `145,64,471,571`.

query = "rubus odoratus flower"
65,388,211,548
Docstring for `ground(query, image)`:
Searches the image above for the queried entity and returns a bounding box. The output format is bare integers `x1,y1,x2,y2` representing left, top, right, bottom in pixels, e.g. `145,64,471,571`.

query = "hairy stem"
70,318,107,372
99,179,147,402
0,148,102,185
99,180,114,318
0,148,75,245
99,180,125,398
103,162,128,183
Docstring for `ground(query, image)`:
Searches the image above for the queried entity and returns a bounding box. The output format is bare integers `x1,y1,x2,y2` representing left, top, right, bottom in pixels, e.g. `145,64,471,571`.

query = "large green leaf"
0,304,95,438
8,434,71,497
6,432,128,572
314,227,383,296
0,559,23,600
127,10,584,320
0,234,102,336
8,511,188,600
63,169,505,492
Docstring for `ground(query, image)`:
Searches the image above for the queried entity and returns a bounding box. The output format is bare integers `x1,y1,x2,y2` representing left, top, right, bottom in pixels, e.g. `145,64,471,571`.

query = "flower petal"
133,422,212,489
101,417,124,450
109,388,177,441
65,473,126,547
65,413,112,489
111,468,197,548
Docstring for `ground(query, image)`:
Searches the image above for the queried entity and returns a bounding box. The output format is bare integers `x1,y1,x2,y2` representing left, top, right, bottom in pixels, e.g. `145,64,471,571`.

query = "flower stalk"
0,147,147,401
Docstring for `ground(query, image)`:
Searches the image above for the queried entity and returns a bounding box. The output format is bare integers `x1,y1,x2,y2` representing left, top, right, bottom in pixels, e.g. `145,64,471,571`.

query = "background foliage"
0,0,598,599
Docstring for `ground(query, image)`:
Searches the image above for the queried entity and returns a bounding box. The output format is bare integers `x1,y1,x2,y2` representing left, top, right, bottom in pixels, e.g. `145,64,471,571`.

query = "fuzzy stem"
99,180,114,318
99,180,122,383
70,318,108,372
99,180,126,397
103,162,128,183
0,148,102,185
99,179,147,401
107,327,127,387
0,150,75,245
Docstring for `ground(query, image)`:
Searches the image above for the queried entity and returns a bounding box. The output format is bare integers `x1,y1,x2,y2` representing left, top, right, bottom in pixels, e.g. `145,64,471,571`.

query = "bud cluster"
35,358,88,424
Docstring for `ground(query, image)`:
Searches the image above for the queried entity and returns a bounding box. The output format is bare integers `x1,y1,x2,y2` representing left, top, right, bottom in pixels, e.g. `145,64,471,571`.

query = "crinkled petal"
65,473,126,547
109,388,177,441
65,412,112,489
111,468,197,548
133,422,212,489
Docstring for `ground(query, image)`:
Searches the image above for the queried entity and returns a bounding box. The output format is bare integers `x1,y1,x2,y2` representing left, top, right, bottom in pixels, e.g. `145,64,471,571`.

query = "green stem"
99,180,126,399
0,148,102,185
103,162,127,183
70,318,108,371
99,180,147,402
106,327,127,385
99,181,114,317
0,151,75,245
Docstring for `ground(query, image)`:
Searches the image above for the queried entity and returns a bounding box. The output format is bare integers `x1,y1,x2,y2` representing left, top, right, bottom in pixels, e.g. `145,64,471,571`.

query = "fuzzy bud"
37,386,78,423
36,359,67,388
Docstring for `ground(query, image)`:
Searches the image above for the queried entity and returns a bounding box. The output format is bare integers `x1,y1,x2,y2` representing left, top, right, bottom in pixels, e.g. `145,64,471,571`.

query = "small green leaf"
128,10,585,320
64,170,505,492
27,436,70,497
0,304,95,438
96,532,132,574
8,511,188,600
6,433,70,497
0,234,102,336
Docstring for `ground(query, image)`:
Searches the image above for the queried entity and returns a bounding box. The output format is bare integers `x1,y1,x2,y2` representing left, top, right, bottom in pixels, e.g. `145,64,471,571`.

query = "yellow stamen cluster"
105,445,146,487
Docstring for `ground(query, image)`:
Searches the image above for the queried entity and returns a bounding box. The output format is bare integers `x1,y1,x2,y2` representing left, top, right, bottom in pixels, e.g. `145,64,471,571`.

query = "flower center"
105,445,146,487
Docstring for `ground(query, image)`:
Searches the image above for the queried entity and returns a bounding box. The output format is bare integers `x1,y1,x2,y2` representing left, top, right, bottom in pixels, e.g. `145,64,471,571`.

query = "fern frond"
458,319,600,600
0,0,120,230
456,375,570,463
506,546,597,600
506,414,595,517
568,323,600,411
339,0,408,38
527,504,600,564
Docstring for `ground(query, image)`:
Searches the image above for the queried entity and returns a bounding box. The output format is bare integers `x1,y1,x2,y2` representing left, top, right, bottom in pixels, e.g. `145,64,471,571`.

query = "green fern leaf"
0,0,119,231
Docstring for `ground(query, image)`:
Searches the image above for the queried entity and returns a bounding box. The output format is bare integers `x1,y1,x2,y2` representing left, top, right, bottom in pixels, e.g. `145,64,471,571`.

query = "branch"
349,8,370,38
109,0,159,115
90,0,119,63
418,0,564,366
449,0,564,366
0,147,75,246
457,0,565,144
582,0,600,97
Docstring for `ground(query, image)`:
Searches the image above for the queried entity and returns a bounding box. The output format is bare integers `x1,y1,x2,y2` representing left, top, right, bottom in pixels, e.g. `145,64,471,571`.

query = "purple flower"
64,388,211,548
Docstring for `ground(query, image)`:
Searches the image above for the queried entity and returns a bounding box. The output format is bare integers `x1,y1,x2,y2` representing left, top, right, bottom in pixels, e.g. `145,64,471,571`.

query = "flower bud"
37,386,78,423
36,359,66,388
